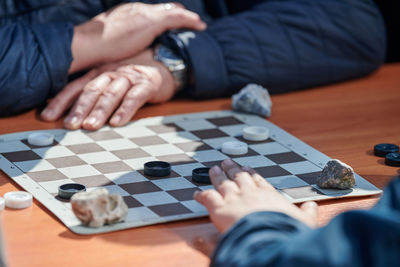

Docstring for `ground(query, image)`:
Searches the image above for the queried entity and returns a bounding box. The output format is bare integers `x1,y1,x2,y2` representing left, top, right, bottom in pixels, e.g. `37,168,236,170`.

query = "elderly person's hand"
194,159,319,233
42,49,176,130
69,2,206,73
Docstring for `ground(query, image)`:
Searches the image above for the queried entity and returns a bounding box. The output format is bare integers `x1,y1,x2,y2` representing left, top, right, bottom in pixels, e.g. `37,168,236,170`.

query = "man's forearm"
69,22,104,74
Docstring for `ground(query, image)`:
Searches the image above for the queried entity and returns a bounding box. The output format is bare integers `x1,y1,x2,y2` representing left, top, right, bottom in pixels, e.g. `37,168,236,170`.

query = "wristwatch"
153,44,187,92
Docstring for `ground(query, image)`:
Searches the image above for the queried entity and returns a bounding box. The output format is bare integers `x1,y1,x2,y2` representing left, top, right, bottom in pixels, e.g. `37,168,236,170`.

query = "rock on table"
71,188,128,228
317,159,356,189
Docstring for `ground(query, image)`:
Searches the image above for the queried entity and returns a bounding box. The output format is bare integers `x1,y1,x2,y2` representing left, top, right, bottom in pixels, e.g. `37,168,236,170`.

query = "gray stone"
232,84,272,117
71,188,128,228
317,159,356,189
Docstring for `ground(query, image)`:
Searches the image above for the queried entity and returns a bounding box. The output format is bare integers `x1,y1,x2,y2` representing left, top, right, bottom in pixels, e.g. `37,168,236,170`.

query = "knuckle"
170,11,186,20
84,82,101,92
126,86,147,98
125,90,138,99
254,176,265,185
84,75,111,92
116,104,129,114
92,103,108,115
118,101,134,115
220,180,232,188
233,173,242,181
116,67,141,80
229,170,241,179
102,89,120,99
69,108,84,117
74,102,87,113
116,65,131,72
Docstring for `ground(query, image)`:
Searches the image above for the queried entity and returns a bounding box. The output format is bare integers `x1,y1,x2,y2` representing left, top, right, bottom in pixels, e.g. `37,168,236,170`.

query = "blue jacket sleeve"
0,22,73,116
166,0,386,98
211,178,400,267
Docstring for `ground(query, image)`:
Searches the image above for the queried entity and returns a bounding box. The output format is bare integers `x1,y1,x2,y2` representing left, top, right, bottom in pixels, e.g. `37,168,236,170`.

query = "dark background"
374,0,400,62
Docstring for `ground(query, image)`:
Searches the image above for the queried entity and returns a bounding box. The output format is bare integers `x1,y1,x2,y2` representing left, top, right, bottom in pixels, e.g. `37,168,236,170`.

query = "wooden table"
1,64,399,267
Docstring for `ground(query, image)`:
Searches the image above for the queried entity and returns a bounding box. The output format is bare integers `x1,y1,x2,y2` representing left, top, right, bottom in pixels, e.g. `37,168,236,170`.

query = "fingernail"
65,116,78,125
41,109,52,119
223,159,235,166
210,166,221,176
86,117,97,126
64,116,81,129
111,115,121,125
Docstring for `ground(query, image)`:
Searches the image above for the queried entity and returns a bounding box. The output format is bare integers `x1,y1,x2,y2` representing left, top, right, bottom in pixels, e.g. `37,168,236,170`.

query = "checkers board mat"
0,111,381,234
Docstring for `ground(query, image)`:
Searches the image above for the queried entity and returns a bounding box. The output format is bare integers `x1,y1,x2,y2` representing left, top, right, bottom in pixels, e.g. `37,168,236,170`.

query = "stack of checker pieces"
0,111,381,234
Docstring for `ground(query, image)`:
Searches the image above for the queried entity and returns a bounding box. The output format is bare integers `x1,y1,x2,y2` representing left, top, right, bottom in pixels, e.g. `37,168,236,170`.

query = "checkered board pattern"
0,111,381,234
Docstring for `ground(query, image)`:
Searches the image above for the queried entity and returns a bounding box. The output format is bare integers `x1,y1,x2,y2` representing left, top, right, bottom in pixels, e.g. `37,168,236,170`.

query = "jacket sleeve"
0,22,73,116
163,0,386,98
211,179,400,267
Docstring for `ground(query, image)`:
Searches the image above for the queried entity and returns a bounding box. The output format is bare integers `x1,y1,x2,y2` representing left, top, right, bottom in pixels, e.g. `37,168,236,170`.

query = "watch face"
159,45,178,61
156,45,186,71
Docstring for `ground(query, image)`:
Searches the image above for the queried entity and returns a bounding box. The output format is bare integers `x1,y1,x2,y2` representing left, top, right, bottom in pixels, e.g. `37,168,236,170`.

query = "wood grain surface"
0,64,399,267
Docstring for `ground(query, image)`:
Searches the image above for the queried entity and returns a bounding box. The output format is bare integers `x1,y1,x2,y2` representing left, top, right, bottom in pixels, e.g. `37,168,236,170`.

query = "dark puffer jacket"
0,0,385,116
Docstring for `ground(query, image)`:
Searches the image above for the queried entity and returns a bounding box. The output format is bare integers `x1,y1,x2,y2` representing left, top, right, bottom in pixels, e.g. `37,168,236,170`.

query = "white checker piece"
266,175,309,189
124,157,158,170
114,126,156,138
39,179,75,194
78,151,120,164
0,141,29,153
55,131,93,145
4,191,33,209
186,150,228,162
28,132,54,146
58,165,100,178
181,200,207,213
105,171,148,184
233,156,276,168
97,139,138,151
152,177,196,191
221,141,248,155
203,136,240,149
172,163,205,176
141,144,184,156
134,192,178,206
175,119,216,131
250,142,290,155
158,131,199,144
280,161,321,175
33,146,74,158
126,207,158,221
243,126,269,141
15,159,55,172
